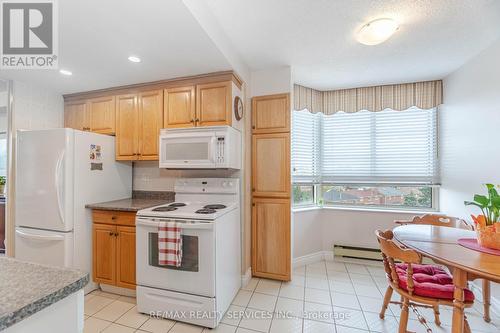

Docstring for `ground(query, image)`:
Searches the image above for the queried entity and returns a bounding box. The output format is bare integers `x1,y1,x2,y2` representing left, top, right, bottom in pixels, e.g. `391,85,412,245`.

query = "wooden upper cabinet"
88,96,116,134
115,94,139,160
116,226,136,289
64,101,90,131
252,197,291,280
252,94,290,134
164,86,195,128
196,81,232,126
139,90,163,160
252,133,290,198
93,224,116,285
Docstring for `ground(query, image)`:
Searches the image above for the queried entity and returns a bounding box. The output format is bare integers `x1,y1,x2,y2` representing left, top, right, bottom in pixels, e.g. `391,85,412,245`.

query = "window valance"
293,80,443,114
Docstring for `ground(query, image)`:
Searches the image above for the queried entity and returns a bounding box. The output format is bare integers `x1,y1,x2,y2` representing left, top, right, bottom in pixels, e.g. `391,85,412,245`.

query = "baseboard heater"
333,245,382,261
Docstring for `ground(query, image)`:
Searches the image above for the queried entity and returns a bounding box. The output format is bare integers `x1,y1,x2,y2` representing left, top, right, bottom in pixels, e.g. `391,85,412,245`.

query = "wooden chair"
394,214,491,323
376,229,474,333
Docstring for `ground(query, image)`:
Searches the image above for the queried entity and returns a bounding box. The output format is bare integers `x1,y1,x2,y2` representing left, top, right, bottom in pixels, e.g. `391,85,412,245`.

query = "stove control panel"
175,178,239,194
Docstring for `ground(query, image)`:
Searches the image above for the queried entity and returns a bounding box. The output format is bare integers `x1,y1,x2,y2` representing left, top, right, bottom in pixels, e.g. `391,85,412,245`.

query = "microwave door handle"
209,136,217,164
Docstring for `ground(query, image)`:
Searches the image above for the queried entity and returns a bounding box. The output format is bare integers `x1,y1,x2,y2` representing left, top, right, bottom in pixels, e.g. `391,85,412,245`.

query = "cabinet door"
139,90,163,160
252,198,291,281
196,81,232,126
252,94,290,134
252,133,290,198
93,224,116,285
116,226,136,289
64,101,90,131
115,94,139,160
164,86,195,128
89,96,116,134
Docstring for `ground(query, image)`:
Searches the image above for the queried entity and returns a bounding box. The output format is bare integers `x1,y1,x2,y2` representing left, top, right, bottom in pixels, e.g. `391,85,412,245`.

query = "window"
292,107,439,209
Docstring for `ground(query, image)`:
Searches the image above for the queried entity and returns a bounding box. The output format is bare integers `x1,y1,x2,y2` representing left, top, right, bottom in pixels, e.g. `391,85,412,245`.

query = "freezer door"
15,227,74,267
16,129,74,232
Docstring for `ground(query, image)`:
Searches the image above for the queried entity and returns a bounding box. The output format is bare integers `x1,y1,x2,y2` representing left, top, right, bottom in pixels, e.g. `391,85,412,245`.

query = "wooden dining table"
393,225,500,333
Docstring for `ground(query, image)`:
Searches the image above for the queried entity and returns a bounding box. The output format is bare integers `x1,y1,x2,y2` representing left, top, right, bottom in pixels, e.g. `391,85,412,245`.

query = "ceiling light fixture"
59,69,73,76
128,56,141,63
357,18,399,45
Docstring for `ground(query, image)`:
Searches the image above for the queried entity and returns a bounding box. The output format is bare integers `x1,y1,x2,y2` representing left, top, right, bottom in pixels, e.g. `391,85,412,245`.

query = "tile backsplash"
133,161,240,191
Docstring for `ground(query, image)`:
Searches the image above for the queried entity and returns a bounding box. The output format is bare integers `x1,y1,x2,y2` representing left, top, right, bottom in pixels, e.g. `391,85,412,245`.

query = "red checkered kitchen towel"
158,221,183,267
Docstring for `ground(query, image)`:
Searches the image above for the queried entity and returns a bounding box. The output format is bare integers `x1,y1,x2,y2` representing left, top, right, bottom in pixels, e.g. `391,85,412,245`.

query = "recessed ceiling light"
357,18,399,45
59,69,72,76
128,56,141,63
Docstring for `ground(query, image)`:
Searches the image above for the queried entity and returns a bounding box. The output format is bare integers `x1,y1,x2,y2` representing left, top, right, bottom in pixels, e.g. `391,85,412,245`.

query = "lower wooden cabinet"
92,210,136,289
252,197,291,281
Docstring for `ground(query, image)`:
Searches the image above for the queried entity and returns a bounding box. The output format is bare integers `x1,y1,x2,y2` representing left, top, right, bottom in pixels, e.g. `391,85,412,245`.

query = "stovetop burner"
152,206,178,212
203,204,227,210
195,208,216,214
168,202,186,207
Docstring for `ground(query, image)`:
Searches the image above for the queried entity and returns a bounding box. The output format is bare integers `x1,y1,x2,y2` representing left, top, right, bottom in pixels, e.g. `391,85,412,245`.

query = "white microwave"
159,126,241,169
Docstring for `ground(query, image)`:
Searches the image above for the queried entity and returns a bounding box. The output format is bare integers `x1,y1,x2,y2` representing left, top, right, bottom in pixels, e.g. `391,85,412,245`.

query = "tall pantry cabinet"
251,93,291,281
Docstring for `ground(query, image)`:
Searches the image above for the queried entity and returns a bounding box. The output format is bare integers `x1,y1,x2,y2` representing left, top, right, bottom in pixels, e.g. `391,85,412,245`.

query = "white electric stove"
135,178,241,328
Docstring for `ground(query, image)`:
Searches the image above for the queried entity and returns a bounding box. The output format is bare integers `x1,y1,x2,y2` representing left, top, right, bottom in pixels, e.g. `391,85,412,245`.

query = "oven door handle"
136,218,214,230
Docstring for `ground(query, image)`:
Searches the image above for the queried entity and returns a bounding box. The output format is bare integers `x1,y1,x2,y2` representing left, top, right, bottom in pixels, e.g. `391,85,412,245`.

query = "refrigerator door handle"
55,150,66,226
16,229,65,242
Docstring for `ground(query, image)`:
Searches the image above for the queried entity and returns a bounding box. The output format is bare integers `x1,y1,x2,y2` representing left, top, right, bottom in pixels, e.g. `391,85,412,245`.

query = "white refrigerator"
15,128,132,292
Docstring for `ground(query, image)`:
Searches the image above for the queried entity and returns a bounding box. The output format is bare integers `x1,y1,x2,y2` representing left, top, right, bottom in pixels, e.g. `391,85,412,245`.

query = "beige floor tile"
305,287,331,305
274,297,304,318
139,317,176,332
303,319,335,333
220,305,245,327
247,292,277,312
333,307,368,331
363,312,399,332
269,316,303,333
331,292,360,310
329,281,355,294
92,290,122,300
305,276,330,290
202,323,237,332
117,295,136,304
101,323,135,333
279,283,305,300
238,308,272,332
231,290,253,307
235,328,260,333
169,322,204,333
357,295,384,313
255,279,282,296
115,306,149,329
241,278,259,292
345,264,369,275
335,325,368,332
93,300,135,322
304,302,334,324
83,317,112,333
84,295,115,316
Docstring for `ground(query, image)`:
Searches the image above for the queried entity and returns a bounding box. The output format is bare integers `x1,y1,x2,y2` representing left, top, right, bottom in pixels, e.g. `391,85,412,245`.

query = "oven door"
159,131,217,168
136,217,216,297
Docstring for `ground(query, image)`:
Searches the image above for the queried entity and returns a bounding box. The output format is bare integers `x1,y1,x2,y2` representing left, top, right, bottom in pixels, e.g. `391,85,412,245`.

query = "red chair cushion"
396,263,475,302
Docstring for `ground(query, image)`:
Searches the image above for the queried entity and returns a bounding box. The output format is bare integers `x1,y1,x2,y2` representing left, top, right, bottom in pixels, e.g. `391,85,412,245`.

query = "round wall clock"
234,96,244,121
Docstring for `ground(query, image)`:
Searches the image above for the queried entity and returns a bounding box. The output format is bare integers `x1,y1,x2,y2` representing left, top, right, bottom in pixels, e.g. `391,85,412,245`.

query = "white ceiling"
1,0,499,95
204,0,500,90
0,0,232,94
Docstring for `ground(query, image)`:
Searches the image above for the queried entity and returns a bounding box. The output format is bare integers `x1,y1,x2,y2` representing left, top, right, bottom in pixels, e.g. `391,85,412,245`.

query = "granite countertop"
0,257,88,330
85,190,175,212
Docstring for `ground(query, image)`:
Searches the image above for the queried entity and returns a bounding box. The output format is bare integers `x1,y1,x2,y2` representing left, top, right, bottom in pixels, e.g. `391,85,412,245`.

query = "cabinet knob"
191,119,195,123
109,231,113,236
252,203,255,207
195,118,200,122
114,232,119,237
111,216,117,220
252,125,255,129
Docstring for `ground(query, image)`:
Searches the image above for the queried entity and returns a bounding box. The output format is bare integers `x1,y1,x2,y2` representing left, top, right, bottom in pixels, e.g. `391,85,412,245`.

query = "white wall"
440,37,500,306
250,66,292,97
293,209,417,259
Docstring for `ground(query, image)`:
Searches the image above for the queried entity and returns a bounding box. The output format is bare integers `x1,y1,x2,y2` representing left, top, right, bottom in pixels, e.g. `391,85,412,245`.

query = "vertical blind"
292,107,439,185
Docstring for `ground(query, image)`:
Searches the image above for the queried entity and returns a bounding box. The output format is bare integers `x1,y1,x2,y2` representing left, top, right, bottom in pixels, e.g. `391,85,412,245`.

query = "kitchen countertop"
0,257,88,330
85,190,175,212
85,197,173,212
